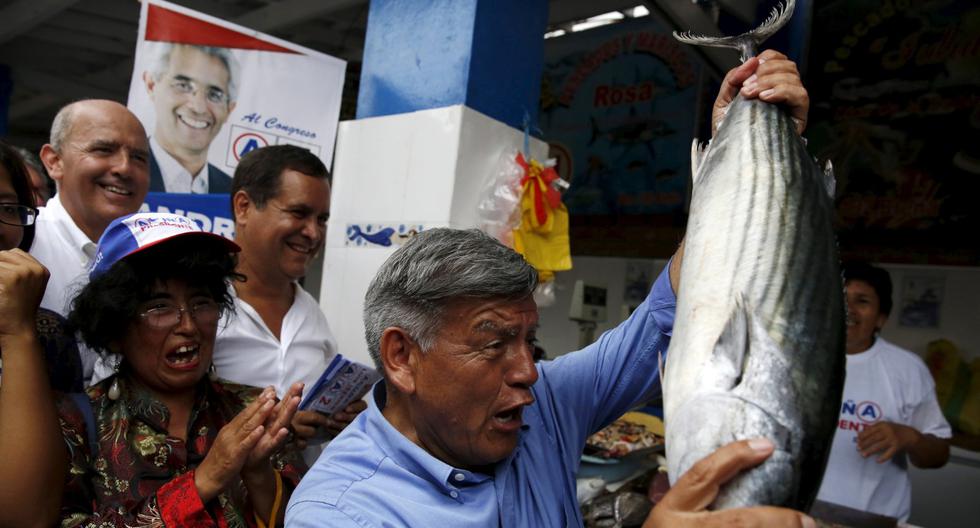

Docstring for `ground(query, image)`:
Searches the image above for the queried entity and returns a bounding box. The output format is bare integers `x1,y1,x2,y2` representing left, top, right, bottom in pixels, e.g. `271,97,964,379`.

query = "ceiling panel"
2,0,725,149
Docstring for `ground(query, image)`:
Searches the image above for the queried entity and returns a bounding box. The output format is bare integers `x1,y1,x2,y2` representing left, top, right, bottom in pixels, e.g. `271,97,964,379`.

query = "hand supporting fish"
644,439,816,528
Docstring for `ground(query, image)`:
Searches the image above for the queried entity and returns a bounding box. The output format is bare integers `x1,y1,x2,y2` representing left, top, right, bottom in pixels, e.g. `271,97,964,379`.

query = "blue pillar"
0,65,12,137
356,0,548,131
784,0,813,74
717,0,813,74
758,0,813,73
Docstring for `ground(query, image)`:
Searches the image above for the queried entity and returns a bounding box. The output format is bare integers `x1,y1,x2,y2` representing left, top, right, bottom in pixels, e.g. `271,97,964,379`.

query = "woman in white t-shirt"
816,261,951,521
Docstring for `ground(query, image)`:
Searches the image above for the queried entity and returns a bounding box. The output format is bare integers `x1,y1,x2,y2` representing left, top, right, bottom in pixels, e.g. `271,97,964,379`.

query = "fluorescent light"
544,7,646,38
591,11,626,21
571,19,614,32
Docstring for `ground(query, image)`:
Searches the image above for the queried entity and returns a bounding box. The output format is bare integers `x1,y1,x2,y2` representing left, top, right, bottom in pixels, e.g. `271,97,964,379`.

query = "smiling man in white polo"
32,99,151,383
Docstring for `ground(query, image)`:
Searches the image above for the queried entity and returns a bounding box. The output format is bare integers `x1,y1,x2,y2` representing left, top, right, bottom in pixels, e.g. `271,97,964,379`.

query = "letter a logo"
856,401,882,424
241,138,260,156
232,132,270,161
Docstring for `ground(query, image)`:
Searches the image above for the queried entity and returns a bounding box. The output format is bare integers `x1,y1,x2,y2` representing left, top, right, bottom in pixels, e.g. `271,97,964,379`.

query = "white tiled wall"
320,105,547,368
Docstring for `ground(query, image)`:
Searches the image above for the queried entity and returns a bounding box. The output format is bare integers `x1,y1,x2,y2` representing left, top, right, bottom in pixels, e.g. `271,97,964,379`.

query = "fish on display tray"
585,412,665,459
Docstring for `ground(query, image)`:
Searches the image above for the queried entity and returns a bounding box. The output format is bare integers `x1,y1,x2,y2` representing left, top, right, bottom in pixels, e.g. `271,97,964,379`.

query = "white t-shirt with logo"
816,337,951,521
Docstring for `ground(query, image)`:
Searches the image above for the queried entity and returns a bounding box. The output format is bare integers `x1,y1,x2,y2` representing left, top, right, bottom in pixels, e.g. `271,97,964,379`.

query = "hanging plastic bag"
477,148,525,247
512,152,572,307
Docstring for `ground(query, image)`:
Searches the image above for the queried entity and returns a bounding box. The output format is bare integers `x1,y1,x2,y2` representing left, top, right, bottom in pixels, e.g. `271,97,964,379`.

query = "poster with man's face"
127,0,345,195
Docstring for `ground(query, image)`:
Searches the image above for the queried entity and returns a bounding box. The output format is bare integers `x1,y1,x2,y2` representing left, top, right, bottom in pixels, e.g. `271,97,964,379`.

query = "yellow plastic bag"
512,153,572,276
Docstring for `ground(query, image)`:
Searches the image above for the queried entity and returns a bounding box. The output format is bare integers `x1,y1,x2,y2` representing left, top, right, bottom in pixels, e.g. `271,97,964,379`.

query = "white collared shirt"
29,194,99,380
150,136,209,194
214,283,337,398
30,194,98,316
214,284,338,464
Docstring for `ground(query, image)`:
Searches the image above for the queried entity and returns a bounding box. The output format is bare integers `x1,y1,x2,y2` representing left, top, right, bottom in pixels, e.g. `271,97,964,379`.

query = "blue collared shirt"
286,267,676,527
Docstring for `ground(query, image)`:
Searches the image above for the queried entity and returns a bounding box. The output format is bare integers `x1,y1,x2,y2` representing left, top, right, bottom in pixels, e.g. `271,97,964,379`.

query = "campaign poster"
540,15,705,258
127,0,345,201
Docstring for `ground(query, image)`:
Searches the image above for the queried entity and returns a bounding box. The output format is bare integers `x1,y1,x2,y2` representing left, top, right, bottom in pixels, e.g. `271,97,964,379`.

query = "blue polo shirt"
286,267,675,527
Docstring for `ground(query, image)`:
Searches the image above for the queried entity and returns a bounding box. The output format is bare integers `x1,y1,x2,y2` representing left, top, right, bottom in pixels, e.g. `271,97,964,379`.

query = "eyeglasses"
0,203,38,227
138,300,222,329
169,78,230,105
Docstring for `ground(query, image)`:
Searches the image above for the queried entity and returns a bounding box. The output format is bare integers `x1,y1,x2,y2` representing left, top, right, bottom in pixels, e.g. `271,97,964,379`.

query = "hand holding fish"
644,439,816,528
713,50,809,137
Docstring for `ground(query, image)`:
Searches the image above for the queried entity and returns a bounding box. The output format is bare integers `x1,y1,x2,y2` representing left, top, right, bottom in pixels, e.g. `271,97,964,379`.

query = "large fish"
663,0,845,511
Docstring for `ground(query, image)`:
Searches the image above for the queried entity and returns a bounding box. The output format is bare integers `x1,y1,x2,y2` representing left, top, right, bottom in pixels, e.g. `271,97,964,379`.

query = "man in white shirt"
213,145,364,458
816,261,951,521
142,42,237,194
32,100,151,381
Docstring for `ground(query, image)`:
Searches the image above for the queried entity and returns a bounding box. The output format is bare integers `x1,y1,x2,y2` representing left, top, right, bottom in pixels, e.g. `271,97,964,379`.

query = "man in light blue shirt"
288,51,815,528
289,227,682,527
286,232,806,527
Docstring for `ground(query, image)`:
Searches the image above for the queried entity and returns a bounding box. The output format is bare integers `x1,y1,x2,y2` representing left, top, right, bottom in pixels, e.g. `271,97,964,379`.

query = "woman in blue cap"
57,212,303,527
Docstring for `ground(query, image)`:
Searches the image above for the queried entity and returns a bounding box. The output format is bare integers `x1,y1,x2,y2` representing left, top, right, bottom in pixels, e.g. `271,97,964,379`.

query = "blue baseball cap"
89,212,240,279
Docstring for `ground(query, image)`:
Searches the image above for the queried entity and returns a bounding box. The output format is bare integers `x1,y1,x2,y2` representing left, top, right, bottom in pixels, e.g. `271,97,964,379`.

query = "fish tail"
672,0,796,61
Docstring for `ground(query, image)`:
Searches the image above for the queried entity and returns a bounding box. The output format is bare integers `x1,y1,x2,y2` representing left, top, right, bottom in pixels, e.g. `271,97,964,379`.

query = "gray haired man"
286,228,813,527
142,42,239,193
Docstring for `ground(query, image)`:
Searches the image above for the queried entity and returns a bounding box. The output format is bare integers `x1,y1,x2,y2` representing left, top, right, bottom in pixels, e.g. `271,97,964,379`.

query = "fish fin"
673,0,796,61
711,295,751,390
734,301,790,396
822,160,836,199
690,139,707,186
713,296,787,392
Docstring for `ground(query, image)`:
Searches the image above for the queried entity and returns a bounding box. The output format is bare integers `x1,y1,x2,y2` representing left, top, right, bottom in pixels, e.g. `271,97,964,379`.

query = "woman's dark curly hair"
68,236,242,356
